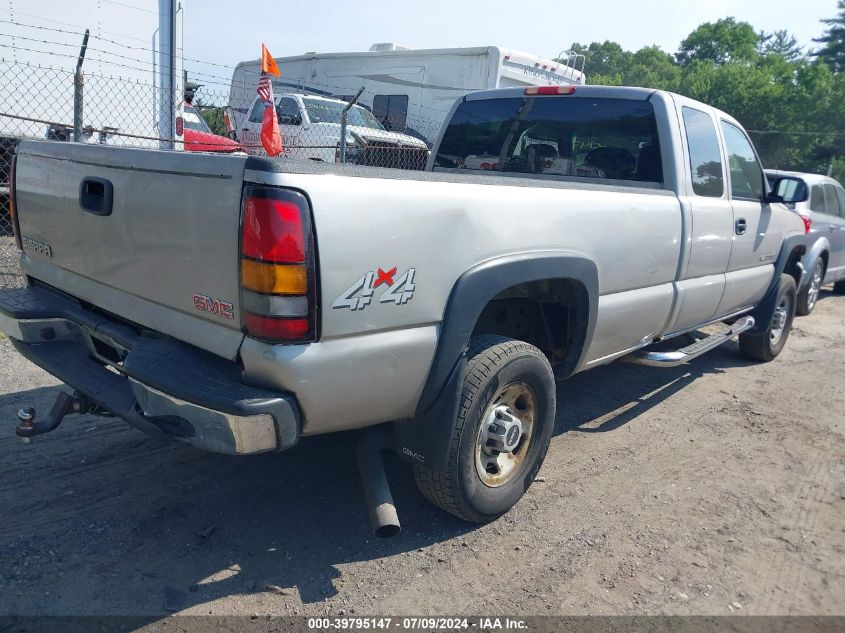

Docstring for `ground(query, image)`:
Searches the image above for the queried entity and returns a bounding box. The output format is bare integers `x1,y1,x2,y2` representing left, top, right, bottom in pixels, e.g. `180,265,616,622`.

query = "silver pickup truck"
1,86,807,537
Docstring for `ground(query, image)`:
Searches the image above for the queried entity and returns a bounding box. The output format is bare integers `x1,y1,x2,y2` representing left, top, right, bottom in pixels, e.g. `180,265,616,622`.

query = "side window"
248,99,266,124
682,107,724,197
277,97,301,125
720,121,763,200
823,184,841,216
836,187,845,218
810,185,826,213
373,95,409,131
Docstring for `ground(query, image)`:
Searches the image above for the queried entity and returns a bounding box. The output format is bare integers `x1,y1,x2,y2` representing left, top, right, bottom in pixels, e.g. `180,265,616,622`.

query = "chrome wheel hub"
475,382,536,488
770,302,788,345
807,264,823,311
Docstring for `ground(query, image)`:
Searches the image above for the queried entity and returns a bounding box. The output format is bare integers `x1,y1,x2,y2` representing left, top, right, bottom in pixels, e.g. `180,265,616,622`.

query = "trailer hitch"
16,390,91,443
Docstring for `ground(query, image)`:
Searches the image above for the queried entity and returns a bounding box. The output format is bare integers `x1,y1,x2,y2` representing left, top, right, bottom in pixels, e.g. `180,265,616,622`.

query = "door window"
373,95,409,131
836,187,845,218
823,184,841,216
810,185,826,212
720,121,763,200
248,99,266,123
682,107,724,197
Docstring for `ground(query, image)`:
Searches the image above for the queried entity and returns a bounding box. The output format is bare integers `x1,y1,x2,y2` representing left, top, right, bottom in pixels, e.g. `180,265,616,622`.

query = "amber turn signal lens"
241,259,307,295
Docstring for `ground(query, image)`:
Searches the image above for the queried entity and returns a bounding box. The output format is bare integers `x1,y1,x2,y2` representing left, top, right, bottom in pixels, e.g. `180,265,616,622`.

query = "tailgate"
13,140,248,360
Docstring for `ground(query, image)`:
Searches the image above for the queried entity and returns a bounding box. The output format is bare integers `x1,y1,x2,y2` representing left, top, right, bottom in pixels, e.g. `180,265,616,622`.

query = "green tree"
759,30,804,60
193,97,228,136
570,17,844,178
568,41,632,84
677,17,759,66
624,46,682,91
814,0,845,72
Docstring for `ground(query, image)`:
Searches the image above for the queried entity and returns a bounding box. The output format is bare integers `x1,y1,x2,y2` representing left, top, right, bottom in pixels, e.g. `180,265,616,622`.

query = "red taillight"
240,186,316,343
175,116,184,136
242,196,305,263
524,85,577,96
243,313,310,339
8,154,22,251
799,214,812,234
223,109,233,133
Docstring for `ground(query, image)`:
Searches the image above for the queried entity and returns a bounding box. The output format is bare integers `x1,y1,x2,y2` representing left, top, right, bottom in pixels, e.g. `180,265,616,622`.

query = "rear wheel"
739,274,796,362
413,335,555,523
796,259,825,316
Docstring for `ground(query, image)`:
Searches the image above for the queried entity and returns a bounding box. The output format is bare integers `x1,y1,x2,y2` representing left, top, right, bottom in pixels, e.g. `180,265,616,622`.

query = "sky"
3,0,838,85
181,0,837,72
0,0,839,133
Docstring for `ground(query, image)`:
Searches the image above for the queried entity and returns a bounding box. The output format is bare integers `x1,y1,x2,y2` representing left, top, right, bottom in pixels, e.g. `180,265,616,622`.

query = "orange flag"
257,44,282,156
261,43,281,77
261,93,282,157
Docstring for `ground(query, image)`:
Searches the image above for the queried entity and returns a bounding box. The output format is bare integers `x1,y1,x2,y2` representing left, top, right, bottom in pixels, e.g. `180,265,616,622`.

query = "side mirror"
763,191,784,204
772,176,809,204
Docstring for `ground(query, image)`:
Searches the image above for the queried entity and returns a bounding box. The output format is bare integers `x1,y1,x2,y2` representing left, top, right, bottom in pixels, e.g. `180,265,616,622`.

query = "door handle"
79,177,113,216
735,218,747,235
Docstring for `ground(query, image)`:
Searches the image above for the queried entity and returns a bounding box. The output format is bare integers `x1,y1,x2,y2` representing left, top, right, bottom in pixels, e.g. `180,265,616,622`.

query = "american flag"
257,72,274,103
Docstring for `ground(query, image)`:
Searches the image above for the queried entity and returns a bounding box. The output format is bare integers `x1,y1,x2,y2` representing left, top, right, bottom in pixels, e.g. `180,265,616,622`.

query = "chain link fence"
0,56,451,288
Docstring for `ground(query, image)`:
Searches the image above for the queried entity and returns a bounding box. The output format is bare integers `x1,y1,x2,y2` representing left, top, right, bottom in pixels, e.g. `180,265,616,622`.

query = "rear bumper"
0,285,300,454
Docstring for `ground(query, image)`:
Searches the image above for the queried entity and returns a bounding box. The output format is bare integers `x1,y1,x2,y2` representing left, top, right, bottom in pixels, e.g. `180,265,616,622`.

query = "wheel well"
784,246,806,287
471,278,589,378
819,250,829,272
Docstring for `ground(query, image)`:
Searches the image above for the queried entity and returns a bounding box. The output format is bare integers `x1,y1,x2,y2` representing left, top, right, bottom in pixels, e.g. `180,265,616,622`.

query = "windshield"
302,98,383,129
183,105,212,134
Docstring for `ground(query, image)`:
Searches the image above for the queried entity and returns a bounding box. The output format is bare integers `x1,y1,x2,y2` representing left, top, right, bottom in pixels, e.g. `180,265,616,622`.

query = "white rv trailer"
228,43,586,144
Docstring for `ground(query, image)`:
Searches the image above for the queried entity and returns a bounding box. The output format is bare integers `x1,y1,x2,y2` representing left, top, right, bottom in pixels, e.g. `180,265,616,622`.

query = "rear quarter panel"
241,166,682,432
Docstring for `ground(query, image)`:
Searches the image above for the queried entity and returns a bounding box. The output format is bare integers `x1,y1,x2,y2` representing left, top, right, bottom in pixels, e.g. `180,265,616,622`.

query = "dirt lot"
0,291,842,620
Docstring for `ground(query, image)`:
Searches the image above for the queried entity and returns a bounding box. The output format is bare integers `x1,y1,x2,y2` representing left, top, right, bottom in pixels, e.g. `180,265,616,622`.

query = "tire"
413,335,556,523
834,280,845,295
739,274,796,362
796,259,825,316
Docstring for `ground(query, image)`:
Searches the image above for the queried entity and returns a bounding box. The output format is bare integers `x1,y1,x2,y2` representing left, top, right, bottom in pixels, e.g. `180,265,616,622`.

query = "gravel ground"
0,236,22,289
0,291,842,619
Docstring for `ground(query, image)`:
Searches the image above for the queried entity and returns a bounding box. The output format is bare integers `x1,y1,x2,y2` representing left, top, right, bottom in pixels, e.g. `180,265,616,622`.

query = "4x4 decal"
332,267,416,311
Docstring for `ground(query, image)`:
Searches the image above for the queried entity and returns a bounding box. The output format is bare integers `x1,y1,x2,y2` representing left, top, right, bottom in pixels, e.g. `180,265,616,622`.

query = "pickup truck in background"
1,86,807,537
235,93,429,169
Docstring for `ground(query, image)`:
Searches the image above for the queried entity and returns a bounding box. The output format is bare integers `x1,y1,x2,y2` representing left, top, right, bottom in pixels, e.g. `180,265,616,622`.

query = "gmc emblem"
192,293,234,320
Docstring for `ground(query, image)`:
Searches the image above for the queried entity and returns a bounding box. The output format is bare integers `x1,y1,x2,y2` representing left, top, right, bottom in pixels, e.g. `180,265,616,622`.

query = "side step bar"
623,316,755,367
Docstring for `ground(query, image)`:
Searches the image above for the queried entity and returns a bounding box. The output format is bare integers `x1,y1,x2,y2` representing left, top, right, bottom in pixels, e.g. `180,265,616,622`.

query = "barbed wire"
0,17,231,69
100,0,169,17
4,9,158,44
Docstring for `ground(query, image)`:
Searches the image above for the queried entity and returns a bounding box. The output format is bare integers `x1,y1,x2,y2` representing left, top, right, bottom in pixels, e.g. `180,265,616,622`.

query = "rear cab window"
682,107,724,197
434,95,663,186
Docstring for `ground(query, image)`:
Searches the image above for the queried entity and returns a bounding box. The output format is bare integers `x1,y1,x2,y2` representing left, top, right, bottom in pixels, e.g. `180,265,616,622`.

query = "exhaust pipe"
356,425,401,539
